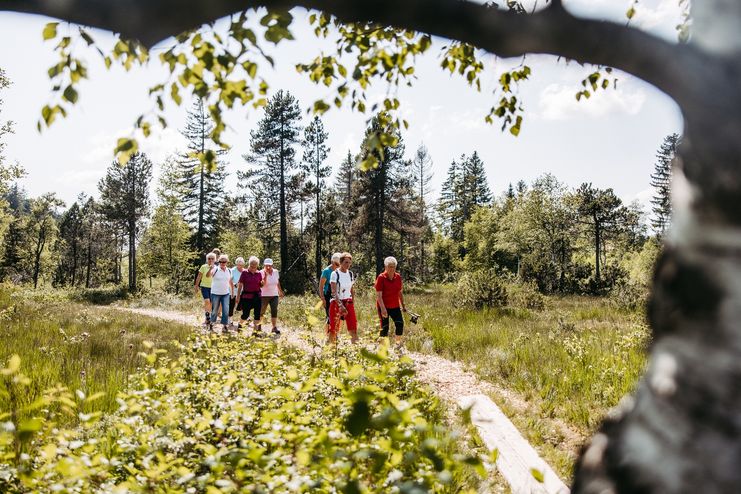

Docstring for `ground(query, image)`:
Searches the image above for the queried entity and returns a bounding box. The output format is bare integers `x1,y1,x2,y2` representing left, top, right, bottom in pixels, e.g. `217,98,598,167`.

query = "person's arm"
376,290,387,318
229,277,234,294
331,274,343,311
194,270,202,294
205,265,215,278
318,276,326,299
278,281,284,298
237,281,243,301
259,272,265,287
400,290,406,312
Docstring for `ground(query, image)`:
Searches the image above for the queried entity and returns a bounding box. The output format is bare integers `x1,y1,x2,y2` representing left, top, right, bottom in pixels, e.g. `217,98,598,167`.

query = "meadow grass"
279,283,649,478
0,285,191,420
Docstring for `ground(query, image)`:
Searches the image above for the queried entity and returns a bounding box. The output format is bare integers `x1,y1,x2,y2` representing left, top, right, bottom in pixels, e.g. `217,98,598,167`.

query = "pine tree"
438,151,492,244
353,114,413,274
244,90,303,291
650,133,680,237
176,99,228,254
98,152,152,292
336,150,355,204
301,116,331,279
55,200,84,286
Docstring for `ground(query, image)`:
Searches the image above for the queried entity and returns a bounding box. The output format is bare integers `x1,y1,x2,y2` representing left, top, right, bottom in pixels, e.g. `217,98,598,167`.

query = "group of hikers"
194,249,407,344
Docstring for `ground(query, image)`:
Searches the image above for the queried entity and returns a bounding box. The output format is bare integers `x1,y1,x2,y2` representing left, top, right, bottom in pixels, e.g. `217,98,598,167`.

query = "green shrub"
507,281,545,310
69,284,129,305
608,280,648,311
457,269,508,310
0,337,485,492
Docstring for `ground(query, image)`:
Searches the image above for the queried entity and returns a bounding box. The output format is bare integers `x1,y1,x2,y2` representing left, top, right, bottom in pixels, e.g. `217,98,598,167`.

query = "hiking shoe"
271,327,281,335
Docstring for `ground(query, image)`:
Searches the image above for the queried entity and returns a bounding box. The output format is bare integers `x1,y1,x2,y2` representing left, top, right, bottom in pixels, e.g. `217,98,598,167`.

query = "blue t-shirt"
320,265,333,296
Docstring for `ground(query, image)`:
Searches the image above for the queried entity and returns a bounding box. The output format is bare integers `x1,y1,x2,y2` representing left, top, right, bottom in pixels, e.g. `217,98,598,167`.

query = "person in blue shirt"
318,252,341,331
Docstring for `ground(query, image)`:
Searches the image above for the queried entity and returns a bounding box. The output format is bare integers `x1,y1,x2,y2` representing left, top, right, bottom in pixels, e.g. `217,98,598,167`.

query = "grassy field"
0,285,191,420
0,286,487,492
278,282,650,476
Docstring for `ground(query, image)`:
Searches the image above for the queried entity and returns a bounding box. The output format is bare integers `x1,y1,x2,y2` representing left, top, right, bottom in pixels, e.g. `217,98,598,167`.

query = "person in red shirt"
375,256,407,345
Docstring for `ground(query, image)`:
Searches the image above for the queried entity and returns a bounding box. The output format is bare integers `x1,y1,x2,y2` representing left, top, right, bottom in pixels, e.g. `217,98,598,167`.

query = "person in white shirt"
329,252,358,344
205,254,234,331
259,258,284,335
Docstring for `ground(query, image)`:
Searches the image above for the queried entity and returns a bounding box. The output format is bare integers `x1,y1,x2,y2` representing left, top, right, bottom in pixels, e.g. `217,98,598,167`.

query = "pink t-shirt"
260,269,280,297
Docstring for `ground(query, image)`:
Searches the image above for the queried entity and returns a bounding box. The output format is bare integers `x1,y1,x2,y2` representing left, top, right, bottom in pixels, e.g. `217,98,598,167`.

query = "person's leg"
209,293,219,328
328,300,339,344
259,297,270,328
251,297,262,334
201,287,212,322
377,305,390,340
220,294,229,325
239,297,250,329
228,295,236,321
346,302,358,344
324,293,331,332
270,296,279,329
388,307,404,345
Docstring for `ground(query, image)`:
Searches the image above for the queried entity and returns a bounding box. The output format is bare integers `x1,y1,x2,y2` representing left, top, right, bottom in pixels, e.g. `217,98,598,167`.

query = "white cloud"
537,83,646,121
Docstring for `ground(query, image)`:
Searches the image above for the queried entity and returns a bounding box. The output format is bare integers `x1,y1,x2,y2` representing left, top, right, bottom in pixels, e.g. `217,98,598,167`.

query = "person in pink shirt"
259,258,284,335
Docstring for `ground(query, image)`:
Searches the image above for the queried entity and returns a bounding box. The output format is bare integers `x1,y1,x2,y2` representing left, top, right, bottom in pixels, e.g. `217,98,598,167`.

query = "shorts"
200,286,211,299
378,306,404,337
261,296,279,318
240,294,261,322
328,299,357,335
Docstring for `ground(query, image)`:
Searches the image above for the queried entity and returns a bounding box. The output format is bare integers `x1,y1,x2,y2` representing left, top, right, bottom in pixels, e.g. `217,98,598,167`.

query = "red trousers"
328,299,357,335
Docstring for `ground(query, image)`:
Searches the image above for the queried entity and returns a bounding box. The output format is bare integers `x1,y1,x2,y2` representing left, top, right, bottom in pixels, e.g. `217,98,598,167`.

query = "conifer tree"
98,152,152,292
335,150,355,205
27,193,63,288
353,114,414,274
438,151,492,244
244,90,303,290
301,116,331,278
650,133,680,237
176,99,228,254
411,144,433,280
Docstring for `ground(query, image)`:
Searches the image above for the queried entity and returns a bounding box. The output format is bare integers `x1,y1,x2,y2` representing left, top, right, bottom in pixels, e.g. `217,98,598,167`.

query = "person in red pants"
328,252,358,344
375,256,407,345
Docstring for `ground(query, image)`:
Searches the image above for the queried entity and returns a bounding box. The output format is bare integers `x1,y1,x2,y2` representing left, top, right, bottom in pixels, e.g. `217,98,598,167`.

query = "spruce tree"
98,152,152,292
301,116,331,278
176,99,228,254
353,114,412,274
650,133,680,237
335,150,355,205
438,152,492,244
244,90,302,290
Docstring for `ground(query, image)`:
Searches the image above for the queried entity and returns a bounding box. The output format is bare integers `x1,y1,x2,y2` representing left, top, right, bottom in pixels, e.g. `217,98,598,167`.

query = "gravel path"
117,306,575,492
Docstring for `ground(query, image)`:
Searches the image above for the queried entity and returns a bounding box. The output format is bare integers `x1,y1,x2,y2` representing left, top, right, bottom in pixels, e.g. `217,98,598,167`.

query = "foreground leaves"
0,335,483,492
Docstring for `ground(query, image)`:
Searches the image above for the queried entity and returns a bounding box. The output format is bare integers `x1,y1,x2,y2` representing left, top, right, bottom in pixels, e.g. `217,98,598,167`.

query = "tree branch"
1,0,729,114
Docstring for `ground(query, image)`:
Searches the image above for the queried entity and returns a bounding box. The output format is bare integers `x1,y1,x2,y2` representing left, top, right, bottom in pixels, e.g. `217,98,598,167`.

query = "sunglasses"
219,260,227,263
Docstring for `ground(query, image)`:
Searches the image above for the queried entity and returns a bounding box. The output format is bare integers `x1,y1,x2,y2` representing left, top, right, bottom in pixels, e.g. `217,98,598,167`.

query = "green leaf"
62,86,78,104
531,468,545,483
42,22,58,41
626,6,636,19
345,398,371,436
114,137,138,164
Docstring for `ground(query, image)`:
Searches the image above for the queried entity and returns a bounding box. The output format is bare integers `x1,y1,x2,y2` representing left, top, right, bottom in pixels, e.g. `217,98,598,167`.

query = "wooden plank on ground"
458,394,570,494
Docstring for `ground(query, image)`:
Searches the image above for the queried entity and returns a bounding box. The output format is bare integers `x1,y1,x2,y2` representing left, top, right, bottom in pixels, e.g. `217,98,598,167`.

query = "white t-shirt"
210,266,232,296
331,270,354,300
260,268,280,297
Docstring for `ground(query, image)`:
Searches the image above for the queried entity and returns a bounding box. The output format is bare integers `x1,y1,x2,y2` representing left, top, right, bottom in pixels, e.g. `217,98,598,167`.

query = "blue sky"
0,0,683,212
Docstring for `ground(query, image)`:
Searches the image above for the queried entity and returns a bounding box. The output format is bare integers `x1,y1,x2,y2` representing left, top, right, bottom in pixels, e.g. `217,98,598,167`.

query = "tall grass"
0,286,191,420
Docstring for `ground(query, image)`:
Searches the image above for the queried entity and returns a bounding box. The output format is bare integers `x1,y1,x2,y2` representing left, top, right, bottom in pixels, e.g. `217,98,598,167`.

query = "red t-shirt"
375,272,403,309
239,270,263,298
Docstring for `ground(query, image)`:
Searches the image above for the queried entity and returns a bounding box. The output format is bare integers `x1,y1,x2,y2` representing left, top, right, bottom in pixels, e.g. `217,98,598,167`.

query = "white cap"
263,258,273,266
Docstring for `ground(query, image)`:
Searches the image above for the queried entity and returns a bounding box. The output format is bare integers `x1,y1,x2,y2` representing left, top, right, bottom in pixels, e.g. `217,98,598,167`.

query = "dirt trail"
118,306,578,492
